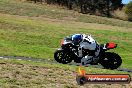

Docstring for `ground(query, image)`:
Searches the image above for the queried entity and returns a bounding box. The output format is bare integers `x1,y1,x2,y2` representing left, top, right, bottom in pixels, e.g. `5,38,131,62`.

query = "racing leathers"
71,34,100,65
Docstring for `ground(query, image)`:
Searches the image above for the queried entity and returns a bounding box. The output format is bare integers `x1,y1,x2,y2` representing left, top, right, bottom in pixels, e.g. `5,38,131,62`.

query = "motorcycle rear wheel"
54,49,72,64
99,52,122,70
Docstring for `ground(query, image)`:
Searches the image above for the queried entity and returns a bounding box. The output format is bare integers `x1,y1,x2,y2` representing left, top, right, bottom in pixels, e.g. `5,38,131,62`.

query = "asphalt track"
0,56,132,73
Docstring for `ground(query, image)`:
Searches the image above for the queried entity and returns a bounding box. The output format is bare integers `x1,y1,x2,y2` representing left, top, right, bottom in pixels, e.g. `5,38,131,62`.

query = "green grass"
0,0,131,69
0,13,131,69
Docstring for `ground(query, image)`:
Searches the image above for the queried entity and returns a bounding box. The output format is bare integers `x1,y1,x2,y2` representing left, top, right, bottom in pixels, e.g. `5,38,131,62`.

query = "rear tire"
99,52,122,70
54,49,72,64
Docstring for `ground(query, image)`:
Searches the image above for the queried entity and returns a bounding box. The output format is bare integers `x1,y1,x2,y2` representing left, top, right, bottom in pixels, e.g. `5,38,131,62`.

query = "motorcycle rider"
66,34,100,65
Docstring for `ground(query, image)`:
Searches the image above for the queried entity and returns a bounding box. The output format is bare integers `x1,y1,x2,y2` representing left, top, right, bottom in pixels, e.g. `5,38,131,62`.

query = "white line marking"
4,58,8,60
17,59,22,60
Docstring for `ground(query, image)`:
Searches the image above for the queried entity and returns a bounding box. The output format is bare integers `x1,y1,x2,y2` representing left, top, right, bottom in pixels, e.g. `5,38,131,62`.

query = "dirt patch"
0,61,131,88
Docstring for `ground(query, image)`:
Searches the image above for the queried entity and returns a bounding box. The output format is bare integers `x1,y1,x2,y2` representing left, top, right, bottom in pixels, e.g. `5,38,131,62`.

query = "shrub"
124,1,132,21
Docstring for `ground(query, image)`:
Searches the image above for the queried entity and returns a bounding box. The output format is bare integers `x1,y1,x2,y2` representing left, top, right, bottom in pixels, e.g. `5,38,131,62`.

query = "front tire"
54,49,72,64
76,76,87,85
99,52,122,70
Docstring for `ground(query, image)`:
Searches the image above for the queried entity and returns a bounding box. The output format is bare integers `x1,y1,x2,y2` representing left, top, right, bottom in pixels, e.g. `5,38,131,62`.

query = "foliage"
28,0,123,16
124,1,132,21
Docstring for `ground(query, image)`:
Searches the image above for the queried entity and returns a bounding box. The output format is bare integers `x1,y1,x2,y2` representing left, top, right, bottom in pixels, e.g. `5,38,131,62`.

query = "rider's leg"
92,45,100,64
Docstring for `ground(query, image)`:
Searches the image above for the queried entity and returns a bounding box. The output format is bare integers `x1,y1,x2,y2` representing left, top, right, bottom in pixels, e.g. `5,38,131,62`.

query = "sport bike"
54,37,122,69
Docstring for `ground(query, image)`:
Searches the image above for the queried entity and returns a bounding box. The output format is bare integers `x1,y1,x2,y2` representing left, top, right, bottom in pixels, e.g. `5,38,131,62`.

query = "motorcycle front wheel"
99,52,122,70
76,76,87,86
54,49,72,64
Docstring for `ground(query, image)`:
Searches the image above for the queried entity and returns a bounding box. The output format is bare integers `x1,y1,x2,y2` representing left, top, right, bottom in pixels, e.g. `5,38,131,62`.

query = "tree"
110,0,122,10
124,1,132,21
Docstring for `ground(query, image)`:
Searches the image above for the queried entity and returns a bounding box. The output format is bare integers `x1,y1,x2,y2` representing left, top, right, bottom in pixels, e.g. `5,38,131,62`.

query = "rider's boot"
81,55,93,65
91,56,99,65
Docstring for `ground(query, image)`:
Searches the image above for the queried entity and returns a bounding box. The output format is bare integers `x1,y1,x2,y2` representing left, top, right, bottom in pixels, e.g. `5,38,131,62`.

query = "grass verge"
0,59,131,88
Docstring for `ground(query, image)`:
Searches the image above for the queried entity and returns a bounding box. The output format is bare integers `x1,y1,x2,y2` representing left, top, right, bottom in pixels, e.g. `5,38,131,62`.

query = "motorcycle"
54,37,122,70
